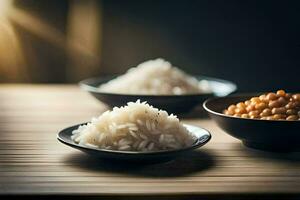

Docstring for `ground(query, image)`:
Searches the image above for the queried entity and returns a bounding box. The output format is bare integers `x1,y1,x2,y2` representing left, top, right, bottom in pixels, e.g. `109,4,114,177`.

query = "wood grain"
0,84,299,198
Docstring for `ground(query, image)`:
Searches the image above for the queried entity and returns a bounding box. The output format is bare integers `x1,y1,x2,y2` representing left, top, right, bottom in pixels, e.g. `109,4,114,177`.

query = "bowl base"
242,141,298,152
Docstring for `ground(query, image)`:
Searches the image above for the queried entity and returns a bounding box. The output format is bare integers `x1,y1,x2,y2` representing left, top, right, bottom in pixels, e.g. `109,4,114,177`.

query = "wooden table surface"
0,85,299,199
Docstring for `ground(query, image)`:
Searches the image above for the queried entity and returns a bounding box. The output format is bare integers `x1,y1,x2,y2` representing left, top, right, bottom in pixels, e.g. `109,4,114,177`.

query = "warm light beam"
0,0,28,82
0,0,101,82
0,0,12,18
7,5,101,62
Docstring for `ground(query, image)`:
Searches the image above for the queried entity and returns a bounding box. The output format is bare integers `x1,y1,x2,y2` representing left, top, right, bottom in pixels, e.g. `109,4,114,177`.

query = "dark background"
3,0,300,92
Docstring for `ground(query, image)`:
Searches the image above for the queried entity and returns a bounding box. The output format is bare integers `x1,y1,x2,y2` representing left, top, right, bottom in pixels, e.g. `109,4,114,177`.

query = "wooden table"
0,85,299,199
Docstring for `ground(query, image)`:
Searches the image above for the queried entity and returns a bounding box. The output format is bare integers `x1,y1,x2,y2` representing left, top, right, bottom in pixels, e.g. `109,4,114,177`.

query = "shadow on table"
233,143,300,163
178,106,209,119
64,150,215,177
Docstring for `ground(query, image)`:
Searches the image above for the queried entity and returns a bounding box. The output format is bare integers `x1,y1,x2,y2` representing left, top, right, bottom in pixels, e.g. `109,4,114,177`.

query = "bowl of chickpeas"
203,90,300,152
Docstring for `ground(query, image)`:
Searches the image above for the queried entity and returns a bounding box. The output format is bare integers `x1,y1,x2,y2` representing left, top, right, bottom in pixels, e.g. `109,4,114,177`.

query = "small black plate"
79,76,236,114
203,94,300,152
57,123,211,163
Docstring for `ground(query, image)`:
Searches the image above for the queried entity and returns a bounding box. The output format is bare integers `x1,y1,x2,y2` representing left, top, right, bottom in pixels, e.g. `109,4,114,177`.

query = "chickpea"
266,116,273,120
260,108,272,117
223,90,300,121
255,102,267,110
260,112,266,117
292,94,300,101
250,101,257,106
224,110,234,116
235,107,246,114
241,114,249,118
271,107,286,115
237,102,246,108
266,93,277,101
294,101,300,108
249,110,260,118
276,90,286,97
228,111,234,115
285,93,292,99
285,102,295,109
246,105,255,112
259,94,267,102
272,114,284,120
277,97,287,106
244,100,251,106
286,109,297,115
251,97,261,103
269,100,281,108
286,115,298,121
228,105,236,112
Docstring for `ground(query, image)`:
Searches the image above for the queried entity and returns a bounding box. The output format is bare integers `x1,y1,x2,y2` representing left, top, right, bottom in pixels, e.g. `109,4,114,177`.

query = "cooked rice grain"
98,58,211,95
71,100,195,152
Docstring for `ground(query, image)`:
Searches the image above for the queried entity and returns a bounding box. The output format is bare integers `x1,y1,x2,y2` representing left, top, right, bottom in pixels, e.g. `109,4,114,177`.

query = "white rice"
71,100,196,152
98,58,211,95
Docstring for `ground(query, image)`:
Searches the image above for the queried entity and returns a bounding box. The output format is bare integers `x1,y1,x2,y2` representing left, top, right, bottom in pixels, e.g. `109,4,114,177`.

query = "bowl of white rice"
57,100,211,162
79,58,237,113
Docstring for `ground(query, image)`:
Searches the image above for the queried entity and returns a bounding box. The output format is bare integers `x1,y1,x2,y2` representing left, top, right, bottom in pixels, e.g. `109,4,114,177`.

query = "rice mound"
71,100,195,152
98,58,210,95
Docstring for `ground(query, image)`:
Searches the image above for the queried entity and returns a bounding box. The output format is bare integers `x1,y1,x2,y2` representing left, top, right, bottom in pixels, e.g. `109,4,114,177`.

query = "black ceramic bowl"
203,94,300,152
57,123,211,163
79,76,236,114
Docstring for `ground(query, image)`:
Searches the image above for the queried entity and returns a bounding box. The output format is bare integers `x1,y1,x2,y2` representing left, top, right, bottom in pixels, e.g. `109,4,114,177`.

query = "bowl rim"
57,123,211,156
203,94,300,123
78,75,237,97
